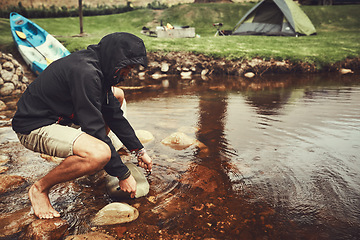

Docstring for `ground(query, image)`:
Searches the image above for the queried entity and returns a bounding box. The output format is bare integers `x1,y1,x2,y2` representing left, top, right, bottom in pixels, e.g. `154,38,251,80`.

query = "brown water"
1,73,359,239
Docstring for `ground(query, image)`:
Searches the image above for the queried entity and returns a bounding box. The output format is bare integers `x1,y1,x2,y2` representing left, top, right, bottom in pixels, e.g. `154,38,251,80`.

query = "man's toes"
52,211,60,218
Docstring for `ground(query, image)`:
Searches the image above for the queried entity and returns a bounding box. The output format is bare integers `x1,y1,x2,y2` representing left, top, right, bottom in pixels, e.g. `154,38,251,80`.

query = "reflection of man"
12,32,152,219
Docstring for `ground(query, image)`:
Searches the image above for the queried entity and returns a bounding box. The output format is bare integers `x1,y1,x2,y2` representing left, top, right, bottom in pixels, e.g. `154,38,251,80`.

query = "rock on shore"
134,52,359,79
0,52,29,97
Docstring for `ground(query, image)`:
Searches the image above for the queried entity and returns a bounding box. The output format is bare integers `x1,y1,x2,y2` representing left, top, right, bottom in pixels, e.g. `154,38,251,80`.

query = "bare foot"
29,184,60,219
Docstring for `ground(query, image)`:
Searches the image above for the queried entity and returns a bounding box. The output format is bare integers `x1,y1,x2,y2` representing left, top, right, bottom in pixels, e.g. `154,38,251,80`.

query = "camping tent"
232,0,316,36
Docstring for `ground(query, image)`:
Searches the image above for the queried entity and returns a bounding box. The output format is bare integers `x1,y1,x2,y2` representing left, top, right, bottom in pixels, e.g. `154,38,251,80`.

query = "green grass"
1,3,360,68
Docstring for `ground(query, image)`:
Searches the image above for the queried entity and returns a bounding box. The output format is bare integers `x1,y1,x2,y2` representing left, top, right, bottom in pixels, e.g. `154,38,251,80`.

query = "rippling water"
1,73,359,239
123,74,360,239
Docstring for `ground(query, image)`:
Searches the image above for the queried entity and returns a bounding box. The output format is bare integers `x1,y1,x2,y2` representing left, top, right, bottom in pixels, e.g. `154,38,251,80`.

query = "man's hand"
118,174,137,198
137,151,152,174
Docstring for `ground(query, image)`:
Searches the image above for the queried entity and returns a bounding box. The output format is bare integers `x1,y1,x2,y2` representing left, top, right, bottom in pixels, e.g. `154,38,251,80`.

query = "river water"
1,73,359,239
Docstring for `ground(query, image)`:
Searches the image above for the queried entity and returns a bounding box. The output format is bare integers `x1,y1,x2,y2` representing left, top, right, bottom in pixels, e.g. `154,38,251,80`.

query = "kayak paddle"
15,30,53,65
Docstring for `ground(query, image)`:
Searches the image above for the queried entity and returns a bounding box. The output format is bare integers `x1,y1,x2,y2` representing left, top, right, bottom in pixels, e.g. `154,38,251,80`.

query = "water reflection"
1,73,359,239
123,73,360,239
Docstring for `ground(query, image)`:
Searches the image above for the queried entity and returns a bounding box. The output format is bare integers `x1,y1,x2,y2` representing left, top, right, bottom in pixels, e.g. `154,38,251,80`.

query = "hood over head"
88,32,147,86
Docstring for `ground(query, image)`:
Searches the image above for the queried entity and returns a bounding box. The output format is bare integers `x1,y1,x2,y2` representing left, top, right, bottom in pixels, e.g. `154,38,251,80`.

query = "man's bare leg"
29,133,111,219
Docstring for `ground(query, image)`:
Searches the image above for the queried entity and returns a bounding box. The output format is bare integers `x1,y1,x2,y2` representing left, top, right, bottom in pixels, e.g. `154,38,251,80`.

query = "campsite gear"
10,12,70,76
232,0,316,36
213,23,225,36
141,24,196,38
213,23,232,36
105,162,150,199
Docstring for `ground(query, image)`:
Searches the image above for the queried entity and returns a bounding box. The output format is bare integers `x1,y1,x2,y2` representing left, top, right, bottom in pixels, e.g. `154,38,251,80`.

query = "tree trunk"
79,0,83,34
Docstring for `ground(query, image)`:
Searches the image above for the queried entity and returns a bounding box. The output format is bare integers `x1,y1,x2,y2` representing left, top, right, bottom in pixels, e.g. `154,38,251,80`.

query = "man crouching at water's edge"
12,32,153,219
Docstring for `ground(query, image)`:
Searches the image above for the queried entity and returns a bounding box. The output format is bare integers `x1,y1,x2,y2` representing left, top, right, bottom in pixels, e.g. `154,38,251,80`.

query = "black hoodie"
12,32,148,179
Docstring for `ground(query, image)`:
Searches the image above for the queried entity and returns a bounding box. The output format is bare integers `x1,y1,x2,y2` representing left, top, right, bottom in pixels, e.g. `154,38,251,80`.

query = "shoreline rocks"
0,52,29,97
133,52,359,80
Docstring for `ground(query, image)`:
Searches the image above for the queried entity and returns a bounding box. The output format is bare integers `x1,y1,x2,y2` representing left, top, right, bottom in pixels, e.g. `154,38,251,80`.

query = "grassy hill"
0,3,359,67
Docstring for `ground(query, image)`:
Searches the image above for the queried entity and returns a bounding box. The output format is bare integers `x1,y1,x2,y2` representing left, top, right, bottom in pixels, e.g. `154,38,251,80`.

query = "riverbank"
144,51,359,78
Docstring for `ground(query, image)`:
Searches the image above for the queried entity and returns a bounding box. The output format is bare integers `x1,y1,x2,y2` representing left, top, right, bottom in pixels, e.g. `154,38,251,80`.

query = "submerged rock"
65,232,116,240
0,166,9,173
91,202,139,226
0,207,35,238
20,218,68,240
0,174,26,194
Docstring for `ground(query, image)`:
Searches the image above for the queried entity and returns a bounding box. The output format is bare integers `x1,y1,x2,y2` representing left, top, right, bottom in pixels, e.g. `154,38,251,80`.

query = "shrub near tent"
232,0,317,36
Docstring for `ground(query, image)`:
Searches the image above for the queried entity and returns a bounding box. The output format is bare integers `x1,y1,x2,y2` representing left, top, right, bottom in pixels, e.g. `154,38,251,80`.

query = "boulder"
91,202,139,226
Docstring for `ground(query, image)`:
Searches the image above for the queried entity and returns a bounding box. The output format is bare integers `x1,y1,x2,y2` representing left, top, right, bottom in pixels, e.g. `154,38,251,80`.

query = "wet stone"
20,218,69,240
65,232,116,240
0,153,10,164
161,132,197,150
0,174,26,194
135,129,155,144
106,162,149,200
0,207,36,238
0,166,9,173
91,202,139,226
244,72,255,78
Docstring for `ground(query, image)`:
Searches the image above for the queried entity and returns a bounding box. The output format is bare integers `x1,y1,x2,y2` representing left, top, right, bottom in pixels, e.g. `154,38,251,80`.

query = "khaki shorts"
17,123,84,158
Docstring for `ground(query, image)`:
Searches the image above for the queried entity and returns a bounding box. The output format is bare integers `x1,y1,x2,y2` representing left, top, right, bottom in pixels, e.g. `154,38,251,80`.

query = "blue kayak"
9,12,70,76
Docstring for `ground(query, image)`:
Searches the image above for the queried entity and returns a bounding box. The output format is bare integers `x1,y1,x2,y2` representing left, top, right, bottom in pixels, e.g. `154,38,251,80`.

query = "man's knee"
73,134,111,171
88,142,111,169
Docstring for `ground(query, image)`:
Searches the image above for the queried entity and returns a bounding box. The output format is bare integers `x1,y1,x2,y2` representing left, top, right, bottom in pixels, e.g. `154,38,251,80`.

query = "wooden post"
79,0,83,34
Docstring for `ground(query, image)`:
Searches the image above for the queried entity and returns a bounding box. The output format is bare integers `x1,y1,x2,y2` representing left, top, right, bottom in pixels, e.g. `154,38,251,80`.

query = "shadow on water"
0,73,359,239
